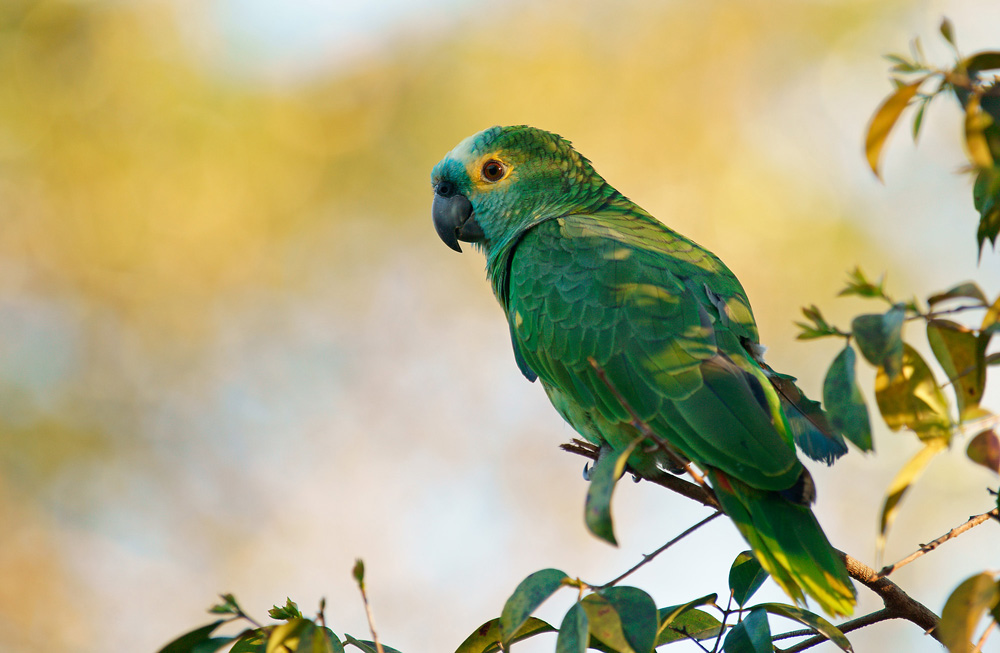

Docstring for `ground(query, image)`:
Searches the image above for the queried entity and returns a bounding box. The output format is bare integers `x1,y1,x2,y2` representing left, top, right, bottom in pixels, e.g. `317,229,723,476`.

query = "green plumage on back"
431,125,855,617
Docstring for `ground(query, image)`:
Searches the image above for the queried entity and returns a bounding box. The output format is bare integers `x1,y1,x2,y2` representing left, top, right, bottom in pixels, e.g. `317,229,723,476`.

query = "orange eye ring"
481,159,506,182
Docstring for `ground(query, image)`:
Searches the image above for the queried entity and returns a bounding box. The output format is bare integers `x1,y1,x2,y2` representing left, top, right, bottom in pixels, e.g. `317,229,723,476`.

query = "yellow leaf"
964,93,995,169
876,439,946,558
874,344,952,442
865,79,925,180
938,573,1000,653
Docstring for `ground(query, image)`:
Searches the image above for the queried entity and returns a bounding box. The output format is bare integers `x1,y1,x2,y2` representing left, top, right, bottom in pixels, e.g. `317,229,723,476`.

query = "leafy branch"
874,507,1000,581
156,564,401,653
556,435,952,652
864,18,1000,255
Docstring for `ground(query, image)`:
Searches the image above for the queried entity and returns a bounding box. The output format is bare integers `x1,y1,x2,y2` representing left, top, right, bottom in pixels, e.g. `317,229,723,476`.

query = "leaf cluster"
797,272,1000,553
157,581,403,653
456,552,853,653
865,18,1000,255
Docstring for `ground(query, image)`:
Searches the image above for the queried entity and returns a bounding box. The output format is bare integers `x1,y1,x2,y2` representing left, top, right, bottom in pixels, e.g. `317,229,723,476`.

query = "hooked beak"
432,181,483,253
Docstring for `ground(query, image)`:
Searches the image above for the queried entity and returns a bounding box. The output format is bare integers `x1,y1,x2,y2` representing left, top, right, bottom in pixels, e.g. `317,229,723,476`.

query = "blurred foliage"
808,24,1000,562
157,590,403,653
5,1,997,653
864,18,1000,255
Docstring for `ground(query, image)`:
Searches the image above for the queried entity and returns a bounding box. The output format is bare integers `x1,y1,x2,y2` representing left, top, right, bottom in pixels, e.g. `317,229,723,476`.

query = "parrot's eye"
481,159,506,182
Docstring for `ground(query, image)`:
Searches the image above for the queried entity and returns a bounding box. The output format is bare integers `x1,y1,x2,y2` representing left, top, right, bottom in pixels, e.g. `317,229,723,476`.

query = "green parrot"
430,125,855,617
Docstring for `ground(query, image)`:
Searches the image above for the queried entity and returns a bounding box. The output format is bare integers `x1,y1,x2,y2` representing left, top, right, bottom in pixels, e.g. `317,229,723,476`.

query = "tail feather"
709,470,856,617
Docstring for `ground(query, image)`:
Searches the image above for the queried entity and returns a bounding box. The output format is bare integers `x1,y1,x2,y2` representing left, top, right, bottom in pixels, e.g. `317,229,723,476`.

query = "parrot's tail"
708,469,856,618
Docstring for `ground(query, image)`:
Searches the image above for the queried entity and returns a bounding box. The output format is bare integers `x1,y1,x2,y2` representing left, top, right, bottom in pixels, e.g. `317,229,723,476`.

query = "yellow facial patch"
466,152,512,188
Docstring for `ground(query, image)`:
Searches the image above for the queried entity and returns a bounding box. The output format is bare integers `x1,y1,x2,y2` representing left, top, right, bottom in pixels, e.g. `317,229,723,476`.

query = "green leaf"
267,619,311,653
600,587,658,653
585,440,642,546
729,551,769,607
157,621,226,653
352,559,365,585
329,631,347,653
795,304,841,340
722,608,770,653
499,569,568,647
455,617,556,653
965,51,1000,73
939,17,957,49
927,282,987,307
823,344,873,451
866,79,925,179
655,609,723,645
755,603,853,652
967,429,1000,473
877,439,947,555
191,639,239,653
230,630,267,653
656,594,718,635
210,594,242,615
883,53,912,68
581,593,635,653
912,95,930,142
838,267,890,301
874,344,952,442
297,626,323,653
927,319,986,420
556,603,589,653
851,306,905,379
269,598,303,621
974,166,1000,256
294,625,345,653
343,635,404,653
938,573,1000,653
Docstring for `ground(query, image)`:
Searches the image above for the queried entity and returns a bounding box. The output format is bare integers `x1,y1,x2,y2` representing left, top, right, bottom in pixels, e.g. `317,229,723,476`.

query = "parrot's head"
430,125,609,254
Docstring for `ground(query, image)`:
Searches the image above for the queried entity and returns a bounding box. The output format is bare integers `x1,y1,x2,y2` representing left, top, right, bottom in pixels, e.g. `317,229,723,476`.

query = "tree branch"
775,608,895,652
560,439,719,510
838,552,943,643
874,507,1000,580
559,440,947,645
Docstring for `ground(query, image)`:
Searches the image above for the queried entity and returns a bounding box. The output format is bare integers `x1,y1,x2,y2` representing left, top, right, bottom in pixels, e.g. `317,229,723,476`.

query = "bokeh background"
1,1,999,651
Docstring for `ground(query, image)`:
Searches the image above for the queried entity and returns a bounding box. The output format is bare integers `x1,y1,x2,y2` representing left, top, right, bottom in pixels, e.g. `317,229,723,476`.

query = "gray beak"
432,181,483,253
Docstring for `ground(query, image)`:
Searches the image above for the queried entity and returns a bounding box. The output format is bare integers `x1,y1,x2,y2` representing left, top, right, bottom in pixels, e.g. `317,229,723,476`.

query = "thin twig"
974,619,996,653
597,511,723,589
775,608,896,653
359,589,385,653
354,561,385,653
587,357,709,489
713,592,736,653
913,303,989,321
875,508,999,580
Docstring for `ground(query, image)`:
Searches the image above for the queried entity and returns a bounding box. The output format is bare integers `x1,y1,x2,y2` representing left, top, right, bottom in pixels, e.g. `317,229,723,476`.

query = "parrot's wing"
506,212,802,492
763,368,849,464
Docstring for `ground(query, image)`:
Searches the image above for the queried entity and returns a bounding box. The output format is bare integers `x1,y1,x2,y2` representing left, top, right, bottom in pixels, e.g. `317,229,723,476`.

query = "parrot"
430,125,856,617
